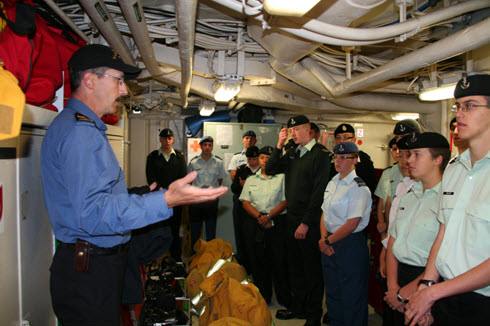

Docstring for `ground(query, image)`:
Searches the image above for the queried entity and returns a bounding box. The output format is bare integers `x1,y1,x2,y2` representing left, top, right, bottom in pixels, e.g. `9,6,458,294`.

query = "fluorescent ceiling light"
214,78,241,102
419,83,457,101
391,113,420,121
264,0,321,17
199,101,216,116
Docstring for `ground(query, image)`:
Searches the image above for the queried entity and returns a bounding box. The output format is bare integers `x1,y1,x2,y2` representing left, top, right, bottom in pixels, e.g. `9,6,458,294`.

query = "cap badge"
112,49,120,60
410,133,417,142
342,125,347,131
461,76,470,89
290,118,295,125
400,124,406,132
339,144,344,152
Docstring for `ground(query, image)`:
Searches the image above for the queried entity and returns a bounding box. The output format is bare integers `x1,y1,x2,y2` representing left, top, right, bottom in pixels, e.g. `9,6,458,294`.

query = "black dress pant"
392,263,425,326
241,213,291,307
50,244,127,326
168,206,183,261
432,288,490,326
286,214,324,321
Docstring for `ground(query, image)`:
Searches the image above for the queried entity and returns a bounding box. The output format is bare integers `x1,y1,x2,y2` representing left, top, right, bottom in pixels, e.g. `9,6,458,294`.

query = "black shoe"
304,319,321,326
322,312,331,324
275,309,306,320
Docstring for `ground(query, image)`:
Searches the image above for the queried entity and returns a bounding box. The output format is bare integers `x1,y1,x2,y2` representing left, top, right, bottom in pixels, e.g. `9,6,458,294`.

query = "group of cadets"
145,74,490,326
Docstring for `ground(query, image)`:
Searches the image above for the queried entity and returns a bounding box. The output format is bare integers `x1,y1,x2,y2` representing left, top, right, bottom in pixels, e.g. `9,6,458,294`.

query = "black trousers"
50,243,127,326
168,206,182,261
241,213,291,307
432,288,490,326
286,214,324,321
392,262,425,326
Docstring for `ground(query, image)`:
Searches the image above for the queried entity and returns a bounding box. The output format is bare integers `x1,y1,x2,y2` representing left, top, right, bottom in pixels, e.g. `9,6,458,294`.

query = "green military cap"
334,123,355,137
287,115,309,128
454,73,490,99
407,132,449,149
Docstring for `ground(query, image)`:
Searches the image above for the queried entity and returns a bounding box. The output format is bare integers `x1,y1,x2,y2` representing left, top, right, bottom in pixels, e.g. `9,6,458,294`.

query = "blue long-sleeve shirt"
41,98,172,247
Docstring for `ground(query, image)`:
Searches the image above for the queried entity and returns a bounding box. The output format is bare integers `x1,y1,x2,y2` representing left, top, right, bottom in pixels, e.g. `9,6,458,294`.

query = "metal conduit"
78,0,135,65
301,17,490,96
119,0,166,77
175,0,198,108
42,0,91,44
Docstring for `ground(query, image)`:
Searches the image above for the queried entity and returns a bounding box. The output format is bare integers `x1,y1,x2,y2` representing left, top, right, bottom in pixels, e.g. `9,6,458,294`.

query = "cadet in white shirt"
320,142,372,326
405,74,490,326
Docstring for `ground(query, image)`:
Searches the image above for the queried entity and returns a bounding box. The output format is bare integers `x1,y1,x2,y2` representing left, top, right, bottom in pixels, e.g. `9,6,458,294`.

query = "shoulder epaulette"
354,177,367,187
449,156,460,164
234,152,241,155
237,163,246,170
360,150,371,160
322,148,330,153
215,155,222,160
191,156,198,161
75,113,95,125
383,165,393,171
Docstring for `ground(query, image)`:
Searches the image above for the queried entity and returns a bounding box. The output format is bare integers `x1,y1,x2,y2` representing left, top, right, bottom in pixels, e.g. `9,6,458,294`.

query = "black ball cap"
258,146,274,156
159,128,174,138
454,73,490,99
407,132,449,149
246,146,259,158
68,44,142,80
287,115,309,128
334,123,355,137
394,119,421,135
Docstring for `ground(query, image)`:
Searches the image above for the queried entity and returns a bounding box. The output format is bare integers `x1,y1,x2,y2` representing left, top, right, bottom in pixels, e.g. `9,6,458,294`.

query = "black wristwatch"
418,279,437,287
397,289,409,304
325,237,331,246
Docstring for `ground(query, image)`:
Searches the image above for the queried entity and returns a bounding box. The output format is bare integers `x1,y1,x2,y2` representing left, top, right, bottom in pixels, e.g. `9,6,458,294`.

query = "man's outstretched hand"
165,171,228,208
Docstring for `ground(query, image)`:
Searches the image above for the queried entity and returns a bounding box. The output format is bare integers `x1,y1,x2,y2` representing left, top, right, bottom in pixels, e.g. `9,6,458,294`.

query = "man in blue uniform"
146,128,187,261
41,44,227,326
266,115,331,326
188,136,226,249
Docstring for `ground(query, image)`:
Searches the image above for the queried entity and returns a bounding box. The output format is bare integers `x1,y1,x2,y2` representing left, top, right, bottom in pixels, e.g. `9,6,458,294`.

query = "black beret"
396,134,410,150
258,146,274,156
334,123,355,137
159,128,174,138
388,137,397,149
407,132,449,149
310,122,320,132
287,115,310,128
333,142,359,154
246,146,259,158
454,73,490,99
393,119,421,135
242,130,256,138
68,44,141,80
199,136,213,144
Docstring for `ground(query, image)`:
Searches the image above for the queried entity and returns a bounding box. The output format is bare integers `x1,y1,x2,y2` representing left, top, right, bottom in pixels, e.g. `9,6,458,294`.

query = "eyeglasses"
450,103,489,113
93,72,125,85
333,155,356,161
335,135,354,141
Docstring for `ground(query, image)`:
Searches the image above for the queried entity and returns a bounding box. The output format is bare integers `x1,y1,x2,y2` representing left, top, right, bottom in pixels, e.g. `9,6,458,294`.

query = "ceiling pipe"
269,57,438,113
42,0,91,43
301,17,490,96
175,0,198,108
78,0,135,65
287,0,490,41
119,0,167,77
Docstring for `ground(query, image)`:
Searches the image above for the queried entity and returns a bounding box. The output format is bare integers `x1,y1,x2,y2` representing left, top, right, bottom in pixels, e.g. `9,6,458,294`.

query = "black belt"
59,240,130,256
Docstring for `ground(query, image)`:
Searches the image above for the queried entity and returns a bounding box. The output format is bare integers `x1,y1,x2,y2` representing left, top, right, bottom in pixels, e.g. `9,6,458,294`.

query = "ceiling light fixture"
418,83,457,101
199,101,216,116
263,0,321,17
214,75,243,102
391,113,420,121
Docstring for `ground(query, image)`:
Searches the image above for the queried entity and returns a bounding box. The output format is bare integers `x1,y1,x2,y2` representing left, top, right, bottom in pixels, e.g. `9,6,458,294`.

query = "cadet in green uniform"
146,128,187,260
405,74,490,326
240,146,290,307
385,132,450,326
266,115,330,326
